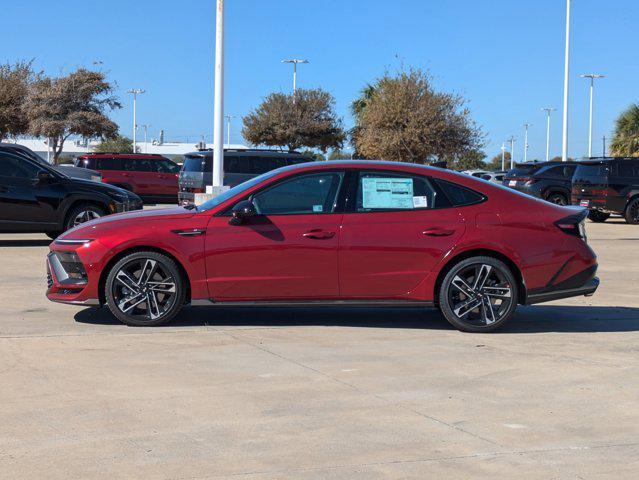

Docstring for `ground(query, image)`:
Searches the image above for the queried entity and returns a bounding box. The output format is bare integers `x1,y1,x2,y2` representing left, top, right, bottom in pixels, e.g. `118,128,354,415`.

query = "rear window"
435,179,485,206
574,162,607,179
182,156,207,172
505,165,541,178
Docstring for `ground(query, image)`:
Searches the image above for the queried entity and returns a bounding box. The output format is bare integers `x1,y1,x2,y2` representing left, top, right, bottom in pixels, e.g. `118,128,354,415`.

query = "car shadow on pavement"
75,304,639,333
0,239,51,247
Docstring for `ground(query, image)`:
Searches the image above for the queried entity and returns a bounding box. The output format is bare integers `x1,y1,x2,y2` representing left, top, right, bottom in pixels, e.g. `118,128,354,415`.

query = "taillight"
190,187,205,193
555,210,588,242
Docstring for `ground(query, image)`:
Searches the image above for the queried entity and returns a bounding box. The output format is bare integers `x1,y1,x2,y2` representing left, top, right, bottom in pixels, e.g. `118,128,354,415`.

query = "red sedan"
46,161,598,332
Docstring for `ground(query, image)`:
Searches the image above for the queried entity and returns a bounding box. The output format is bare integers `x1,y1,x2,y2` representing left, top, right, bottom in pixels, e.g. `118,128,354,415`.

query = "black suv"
503,161,577,205
178,149,313,205
572,157,639,224
0,150,143,239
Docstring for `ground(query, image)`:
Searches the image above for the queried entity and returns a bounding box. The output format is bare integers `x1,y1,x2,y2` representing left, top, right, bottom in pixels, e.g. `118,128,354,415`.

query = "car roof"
78,153,169,159
185,149,305,158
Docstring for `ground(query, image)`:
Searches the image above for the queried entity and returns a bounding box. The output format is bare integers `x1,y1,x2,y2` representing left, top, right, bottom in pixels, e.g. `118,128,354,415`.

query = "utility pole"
501,142,507,171
281,59,309,94
561,0,571,162
541,107,556,162
602,135,607,157
211,0,225,189
127,89,145,154
580,74,605,158
507,136,517,169
523,123,532,163
224,114,236,146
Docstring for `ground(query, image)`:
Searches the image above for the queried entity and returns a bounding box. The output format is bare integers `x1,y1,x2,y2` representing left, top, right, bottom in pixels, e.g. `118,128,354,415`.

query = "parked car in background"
0,143,102,182
463,169,492,178
480,171,506,184
47,160,598,332
572,157,639,224
74,153,180,203
178,149,314,205
0,150,142,239
503,161,576,205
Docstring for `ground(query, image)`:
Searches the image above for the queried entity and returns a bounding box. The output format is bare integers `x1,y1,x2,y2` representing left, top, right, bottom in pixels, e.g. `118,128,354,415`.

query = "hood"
59,207,197,240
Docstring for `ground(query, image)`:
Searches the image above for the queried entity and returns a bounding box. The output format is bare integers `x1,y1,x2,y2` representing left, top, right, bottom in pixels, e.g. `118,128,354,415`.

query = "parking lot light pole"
507,136,516,169
281,59,309,94
224,114,236,146
212,0,225,188
127,89,145,153
541,107,556,162
580,74,605,158
561,0,571,162
523,123,532,163
500,142,507,171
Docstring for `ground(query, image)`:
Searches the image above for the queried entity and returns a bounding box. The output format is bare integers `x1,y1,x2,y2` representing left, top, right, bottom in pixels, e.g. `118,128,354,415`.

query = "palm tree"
611,103,639,157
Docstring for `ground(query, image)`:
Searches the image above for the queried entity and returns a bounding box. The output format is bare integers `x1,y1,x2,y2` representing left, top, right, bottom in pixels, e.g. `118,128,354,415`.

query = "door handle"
302,229,336,239
422,228,455,237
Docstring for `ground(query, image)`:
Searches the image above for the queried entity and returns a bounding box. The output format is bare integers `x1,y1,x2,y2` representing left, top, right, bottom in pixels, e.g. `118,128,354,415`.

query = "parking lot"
1,219,638,479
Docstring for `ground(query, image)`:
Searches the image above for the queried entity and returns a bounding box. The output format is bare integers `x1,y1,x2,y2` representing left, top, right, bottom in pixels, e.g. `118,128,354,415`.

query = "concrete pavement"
1,219,638,479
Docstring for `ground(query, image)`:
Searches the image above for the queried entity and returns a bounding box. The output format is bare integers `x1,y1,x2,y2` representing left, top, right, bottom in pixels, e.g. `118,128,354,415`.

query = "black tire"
64,203,106,231
438,256,519,333
588,210,610,223
546,193,568,206
624,198,639,225
46,231,62,240
105,251,186,326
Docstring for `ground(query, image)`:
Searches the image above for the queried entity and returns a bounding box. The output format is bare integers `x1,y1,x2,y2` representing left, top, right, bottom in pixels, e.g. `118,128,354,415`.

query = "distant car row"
469,158,639,224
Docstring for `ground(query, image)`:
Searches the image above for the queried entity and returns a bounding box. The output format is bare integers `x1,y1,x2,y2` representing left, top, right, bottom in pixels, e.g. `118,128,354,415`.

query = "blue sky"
4,0,638,161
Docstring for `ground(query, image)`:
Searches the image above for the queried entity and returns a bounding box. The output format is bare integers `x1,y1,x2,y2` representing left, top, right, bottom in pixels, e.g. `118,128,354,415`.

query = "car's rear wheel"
588,210,610,223
438,256,518,332
105,251,186,326
547,193,568,205
624,198,639,225
64,204,105,230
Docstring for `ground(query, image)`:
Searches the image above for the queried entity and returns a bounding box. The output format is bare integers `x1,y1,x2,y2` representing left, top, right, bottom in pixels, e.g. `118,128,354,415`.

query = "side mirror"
229,199,257,225
37,170,54,184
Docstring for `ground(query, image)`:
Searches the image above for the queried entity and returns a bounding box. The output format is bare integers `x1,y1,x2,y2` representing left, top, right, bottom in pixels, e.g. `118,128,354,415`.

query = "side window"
252,172,344,215
224,156,242,173
435,179,485,206
157,159,179,173
563,165,576,178
132,159,153,172
250,157,276,174
98,158,122,170
617,162,639,177
356,172,442,212
0,155,40,178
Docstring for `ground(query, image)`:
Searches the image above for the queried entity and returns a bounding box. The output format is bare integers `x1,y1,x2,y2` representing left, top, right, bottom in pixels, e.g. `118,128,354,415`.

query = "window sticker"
362,177,414,209
413,196,428,208
312,204,323,212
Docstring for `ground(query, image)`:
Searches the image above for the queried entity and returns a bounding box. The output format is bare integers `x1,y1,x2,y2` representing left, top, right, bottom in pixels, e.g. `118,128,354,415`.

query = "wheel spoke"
451,275,475,297
473,264,492,290
119,293,145,313
482,285,512,299
147,280,176,293
454,297,481,318
481,296,497,325
115,270,140,291
138,259,157,286
147,292,161,319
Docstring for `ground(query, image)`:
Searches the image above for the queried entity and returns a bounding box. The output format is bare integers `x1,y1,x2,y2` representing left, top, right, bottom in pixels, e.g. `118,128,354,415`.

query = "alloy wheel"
111,258,177,321
447,263,514,328
73,209,102,226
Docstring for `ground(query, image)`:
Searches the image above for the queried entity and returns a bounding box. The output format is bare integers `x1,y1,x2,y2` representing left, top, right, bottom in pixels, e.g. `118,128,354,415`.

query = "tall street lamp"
281,59,309,94
126,89,145,153
224,114,236,146
211,0,226,189
561,0,571,162
523,123,532,163
580,73,605,158
507,135,517,169
501,142,507,171
541,107,556,162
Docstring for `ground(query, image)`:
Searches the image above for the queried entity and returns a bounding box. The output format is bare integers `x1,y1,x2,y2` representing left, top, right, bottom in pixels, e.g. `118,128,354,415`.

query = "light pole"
523,123,532,163
580,74,605,158
212,0,225,189
126,89,145,153
541,107,556,162
507,135,517,169
141,124,150,153
501,142,507,171
561,0,571,162
224,114,236,146
281,59,309,94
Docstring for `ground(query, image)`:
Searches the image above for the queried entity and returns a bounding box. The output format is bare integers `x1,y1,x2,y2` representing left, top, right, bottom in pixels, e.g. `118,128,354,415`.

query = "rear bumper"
526,277,599,305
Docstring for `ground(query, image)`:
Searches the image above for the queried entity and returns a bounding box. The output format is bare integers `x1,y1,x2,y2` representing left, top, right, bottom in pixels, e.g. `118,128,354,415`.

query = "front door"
205,171,345,300
339,170,465,298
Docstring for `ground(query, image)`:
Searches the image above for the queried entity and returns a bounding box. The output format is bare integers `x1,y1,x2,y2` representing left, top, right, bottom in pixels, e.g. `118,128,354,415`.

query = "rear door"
154,159,180,196
338,170,465,298
609,160,639,212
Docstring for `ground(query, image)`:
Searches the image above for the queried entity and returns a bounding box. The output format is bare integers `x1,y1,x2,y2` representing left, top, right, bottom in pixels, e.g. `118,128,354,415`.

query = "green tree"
25,68,120,163
450,149,486,171
300,149,326,162
487,151,511,170
0,60,39,141
242,88,345,152
94,134,133,153
351,68,483,163
610,103,639,157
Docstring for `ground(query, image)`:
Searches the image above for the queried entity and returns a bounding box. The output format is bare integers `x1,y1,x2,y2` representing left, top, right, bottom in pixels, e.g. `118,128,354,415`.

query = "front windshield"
196,168,283,212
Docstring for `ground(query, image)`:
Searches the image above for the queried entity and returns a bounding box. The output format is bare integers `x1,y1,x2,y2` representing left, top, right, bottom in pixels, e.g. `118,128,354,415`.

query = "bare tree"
242,88,345,152
25,68,120,162
0,60,39,141
352,68,483,164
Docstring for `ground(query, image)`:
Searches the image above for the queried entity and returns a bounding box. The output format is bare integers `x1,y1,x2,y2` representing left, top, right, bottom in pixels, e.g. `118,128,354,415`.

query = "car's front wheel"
438,256,519,332
588,210,610,223
65,204,105,231
546,193,568,205
105,251,186,326
624,198,639,225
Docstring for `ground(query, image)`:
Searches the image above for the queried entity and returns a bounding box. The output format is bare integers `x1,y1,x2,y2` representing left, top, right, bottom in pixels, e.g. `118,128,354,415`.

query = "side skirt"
190,299,435,308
